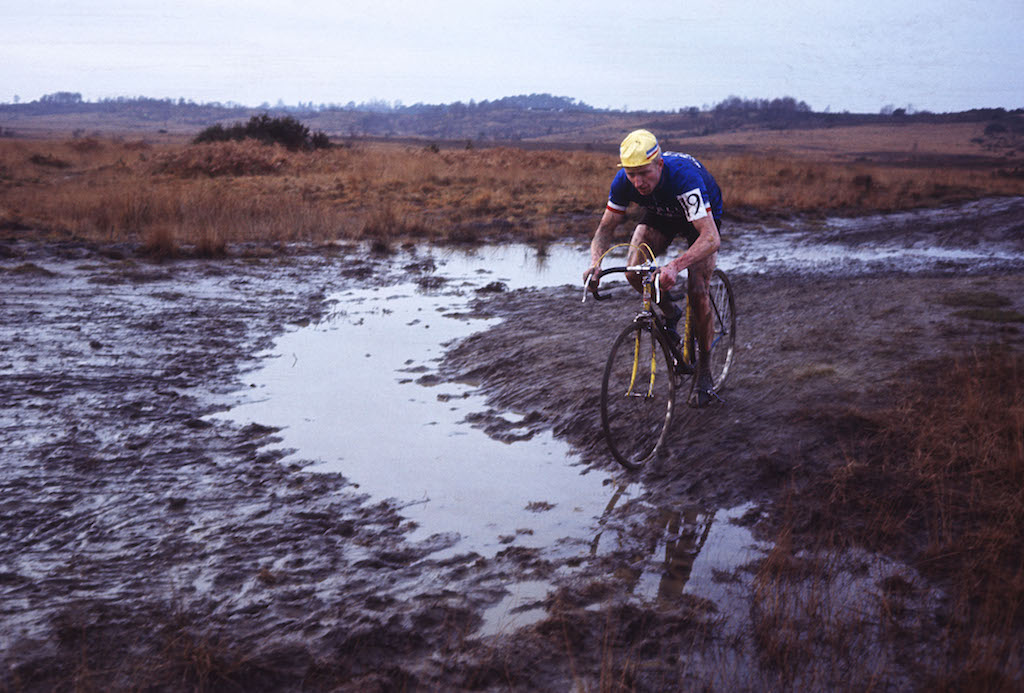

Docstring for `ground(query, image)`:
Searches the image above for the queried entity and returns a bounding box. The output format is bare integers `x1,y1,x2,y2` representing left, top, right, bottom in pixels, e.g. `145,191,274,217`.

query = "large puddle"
224,244,621,563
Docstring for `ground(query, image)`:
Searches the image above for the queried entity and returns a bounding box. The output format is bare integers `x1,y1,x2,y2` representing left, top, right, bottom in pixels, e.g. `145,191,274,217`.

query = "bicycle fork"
624,277,660,399
625,324,658,399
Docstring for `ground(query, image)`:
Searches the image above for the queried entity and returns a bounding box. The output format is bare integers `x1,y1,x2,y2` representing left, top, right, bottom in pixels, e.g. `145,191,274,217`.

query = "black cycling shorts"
639,210,723,247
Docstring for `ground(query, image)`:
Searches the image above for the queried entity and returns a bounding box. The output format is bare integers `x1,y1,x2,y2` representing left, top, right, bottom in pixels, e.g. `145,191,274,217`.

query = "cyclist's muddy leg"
687,252,718,365
626,224,670,293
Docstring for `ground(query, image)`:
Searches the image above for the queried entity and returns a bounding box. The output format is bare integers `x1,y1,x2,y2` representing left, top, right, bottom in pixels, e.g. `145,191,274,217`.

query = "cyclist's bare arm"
659,215,721,291
585,208,625,286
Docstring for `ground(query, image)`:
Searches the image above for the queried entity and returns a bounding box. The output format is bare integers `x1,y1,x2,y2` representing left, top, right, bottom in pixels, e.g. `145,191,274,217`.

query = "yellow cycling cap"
619,129,661,168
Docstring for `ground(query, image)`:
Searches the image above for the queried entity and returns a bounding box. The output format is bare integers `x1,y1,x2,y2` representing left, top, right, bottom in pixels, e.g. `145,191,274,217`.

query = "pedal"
690,388,724,408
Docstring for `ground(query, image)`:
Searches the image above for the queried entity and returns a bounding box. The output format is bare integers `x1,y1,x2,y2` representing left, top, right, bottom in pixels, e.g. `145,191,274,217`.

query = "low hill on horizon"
2,92,1021,152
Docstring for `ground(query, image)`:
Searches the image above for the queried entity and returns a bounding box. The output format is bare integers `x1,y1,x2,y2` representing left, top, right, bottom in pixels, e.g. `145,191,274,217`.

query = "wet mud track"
2,197,1023,690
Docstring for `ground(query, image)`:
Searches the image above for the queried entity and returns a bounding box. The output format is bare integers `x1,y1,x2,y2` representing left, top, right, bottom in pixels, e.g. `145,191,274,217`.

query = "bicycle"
583,245,736,470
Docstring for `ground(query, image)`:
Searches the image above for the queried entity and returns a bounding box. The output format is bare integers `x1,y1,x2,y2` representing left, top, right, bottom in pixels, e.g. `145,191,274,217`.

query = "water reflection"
478,579,552,636
642,507,715,603
426,242,589,291
591,485,767,607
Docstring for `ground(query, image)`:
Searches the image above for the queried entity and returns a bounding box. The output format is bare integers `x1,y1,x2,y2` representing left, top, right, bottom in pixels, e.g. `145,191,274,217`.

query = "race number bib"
678,188,708,222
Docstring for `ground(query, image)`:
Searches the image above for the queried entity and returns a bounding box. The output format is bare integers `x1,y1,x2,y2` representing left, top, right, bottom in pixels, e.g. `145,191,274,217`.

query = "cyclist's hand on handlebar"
583,266,602,292
659,265,679,292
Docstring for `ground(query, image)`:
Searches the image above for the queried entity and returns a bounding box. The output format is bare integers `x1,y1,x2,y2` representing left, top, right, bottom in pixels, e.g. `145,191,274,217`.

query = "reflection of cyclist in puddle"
649,507,713,602
583,129,724,407
591,485,713,601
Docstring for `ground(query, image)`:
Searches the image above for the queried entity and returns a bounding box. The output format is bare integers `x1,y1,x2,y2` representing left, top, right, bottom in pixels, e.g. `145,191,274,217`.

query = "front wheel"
707,269,737,390
600,321,676,470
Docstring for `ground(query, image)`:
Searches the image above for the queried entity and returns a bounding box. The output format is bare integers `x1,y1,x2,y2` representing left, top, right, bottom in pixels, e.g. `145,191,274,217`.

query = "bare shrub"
194,113,330,151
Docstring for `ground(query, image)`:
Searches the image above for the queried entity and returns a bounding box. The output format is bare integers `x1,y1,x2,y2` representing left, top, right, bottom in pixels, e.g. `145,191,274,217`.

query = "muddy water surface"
221,263,622,561
217,200,1022,570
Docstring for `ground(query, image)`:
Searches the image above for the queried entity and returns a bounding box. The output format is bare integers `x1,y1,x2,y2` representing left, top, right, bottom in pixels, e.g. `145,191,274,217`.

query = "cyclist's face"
624,160,662,195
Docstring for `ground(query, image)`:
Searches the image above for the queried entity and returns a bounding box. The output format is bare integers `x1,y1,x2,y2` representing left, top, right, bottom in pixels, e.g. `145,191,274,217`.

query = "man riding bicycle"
584,129,724,407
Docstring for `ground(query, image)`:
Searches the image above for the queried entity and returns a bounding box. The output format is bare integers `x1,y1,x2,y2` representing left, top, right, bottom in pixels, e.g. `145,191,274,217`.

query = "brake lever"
582,273,610,302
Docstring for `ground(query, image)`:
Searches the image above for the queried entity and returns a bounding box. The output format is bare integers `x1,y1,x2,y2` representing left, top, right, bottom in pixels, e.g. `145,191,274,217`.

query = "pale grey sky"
2,0,1022,113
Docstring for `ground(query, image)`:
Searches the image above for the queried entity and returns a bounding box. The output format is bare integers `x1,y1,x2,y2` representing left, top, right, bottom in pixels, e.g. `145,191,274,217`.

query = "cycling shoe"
662,302,682,332
694,369,716,408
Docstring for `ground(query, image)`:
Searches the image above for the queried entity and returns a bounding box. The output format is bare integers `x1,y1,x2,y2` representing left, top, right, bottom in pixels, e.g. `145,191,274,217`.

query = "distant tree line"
5,90,1020,119
294,93,602,114
0,93,250,126
1,91,1020,142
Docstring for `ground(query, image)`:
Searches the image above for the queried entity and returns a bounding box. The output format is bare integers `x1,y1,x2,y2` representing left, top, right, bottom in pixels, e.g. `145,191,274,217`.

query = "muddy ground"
1,198,1023,691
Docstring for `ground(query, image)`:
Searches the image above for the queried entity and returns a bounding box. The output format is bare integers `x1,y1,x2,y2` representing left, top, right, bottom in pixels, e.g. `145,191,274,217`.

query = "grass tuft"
141,224,177,260
151,140,289,177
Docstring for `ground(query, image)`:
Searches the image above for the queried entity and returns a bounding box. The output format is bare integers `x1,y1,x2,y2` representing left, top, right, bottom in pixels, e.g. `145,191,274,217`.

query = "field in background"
663,121,1009,159
0,120,1021,255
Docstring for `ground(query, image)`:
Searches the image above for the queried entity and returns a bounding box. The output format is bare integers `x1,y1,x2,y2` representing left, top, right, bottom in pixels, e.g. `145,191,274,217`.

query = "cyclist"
584,129,724,407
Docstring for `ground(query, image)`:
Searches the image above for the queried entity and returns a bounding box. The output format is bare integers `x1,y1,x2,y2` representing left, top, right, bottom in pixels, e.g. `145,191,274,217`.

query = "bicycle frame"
583,261,694,378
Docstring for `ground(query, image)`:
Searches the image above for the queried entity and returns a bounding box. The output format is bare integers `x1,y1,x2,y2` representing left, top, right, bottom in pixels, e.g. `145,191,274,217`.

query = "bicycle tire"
600,321,676,470
707,269,737,390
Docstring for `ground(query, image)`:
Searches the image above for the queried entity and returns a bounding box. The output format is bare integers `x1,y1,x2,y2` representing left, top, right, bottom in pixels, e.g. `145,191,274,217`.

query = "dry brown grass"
686,122,996,158
755,349,1024,690
1,133,1021,253
717,153,1024,212
0,138,609,253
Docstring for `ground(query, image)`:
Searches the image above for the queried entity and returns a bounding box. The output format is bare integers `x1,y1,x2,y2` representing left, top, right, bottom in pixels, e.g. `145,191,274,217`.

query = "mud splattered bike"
583,245,736,470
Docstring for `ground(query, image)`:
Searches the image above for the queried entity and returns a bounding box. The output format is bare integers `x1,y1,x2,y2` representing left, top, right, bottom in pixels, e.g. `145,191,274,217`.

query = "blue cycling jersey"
607,152,723,222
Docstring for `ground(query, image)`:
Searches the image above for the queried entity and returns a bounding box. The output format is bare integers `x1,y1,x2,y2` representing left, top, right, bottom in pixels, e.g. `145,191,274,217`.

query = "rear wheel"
707,269,737,390
601,321,676,470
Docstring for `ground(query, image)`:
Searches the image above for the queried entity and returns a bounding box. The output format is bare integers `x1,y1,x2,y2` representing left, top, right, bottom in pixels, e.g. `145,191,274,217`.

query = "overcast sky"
2,0,1022,113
